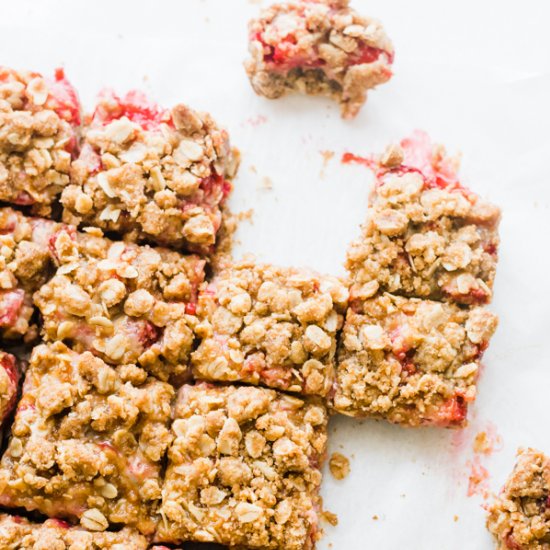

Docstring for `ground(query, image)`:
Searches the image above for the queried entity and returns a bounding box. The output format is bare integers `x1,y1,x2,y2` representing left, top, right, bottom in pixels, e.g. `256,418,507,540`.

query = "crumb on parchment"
329,452,350,480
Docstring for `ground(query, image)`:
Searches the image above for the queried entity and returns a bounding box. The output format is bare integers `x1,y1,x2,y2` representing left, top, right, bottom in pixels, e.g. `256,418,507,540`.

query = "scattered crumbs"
329,452,351,480
258,176,273,191
249,165,258,174
454,515,459,522
328,544,333,549
467,456,490,499
372,515,379,521
236,208,254,224
319,149,335,178
321,510,339,527
473,424,503,456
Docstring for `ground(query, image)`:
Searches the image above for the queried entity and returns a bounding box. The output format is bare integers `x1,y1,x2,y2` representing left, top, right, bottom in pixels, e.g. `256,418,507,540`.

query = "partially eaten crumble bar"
245,0,394,118
0,207,61,340
0,514,149,549
156,383,328,549
0,342,175,535
487,448,550,549
192,259,348,396
0,67,80,215
332,293,498,426
345,131,501,305
61,90,238,254
34,226,205,382
0,350,19,428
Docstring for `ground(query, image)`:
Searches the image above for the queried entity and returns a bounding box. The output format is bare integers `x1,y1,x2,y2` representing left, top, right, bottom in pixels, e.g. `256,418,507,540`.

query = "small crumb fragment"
321,510,339,527
329,452,350,480
372,515,379,521
454,515,459,522
260,176,273,190
319,150,335,178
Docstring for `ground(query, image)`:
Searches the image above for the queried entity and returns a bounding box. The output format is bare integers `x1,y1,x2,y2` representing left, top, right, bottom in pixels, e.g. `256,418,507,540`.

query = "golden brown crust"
0,67,80,216
0,342,174,535
0,513,149,549
192,258,348,396
156,383,328,549
245,0,393,118
34,227,205,382
487,449,550,549
332,293,498,426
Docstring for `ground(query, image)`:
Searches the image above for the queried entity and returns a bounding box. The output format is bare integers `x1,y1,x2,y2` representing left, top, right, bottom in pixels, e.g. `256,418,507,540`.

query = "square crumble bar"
191,259,348,397
156,383,328,549
0,207,62,341
345,131,501,305
245,0,394,118
0,342,175,535
0,67,80,215
61,90,239,255
487,448,550,549
0,514,149,550
332,293,498,426
34,226,205,383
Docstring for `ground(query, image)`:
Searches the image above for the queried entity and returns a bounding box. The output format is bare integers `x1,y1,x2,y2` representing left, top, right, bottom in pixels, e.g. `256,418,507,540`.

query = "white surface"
2,1,550,548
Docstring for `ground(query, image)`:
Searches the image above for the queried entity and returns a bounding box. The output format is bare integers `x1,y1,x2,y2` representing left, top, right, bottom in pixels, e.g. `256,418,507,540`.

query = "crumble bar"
191,259,348,396
0,207,61,340
156,383,328,549
0,67,80,215
332,293,498,426
0,514,149,549
245,0,394,118
61,90,239,254
487,448,550,549
0,350,19,427
0,342,174,535
34,226,205,382
345,131,501,305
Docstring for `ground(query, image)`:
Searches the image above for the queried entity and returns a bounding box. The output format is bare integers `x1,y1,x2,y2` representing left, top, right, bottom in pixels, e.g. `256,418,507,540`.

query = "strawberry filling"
431,394,468,427
0,289,25,327
45,68,81,126
93,89,169,131
47,518,71,530
0,352,20,421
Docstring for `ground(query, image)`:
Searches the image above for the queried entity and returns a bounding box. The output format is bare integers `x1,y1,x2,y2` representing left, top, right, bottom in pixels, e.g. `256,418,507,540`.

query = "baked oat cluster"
62,90,239,254
0,207,61,340
192,259,348,396
0,342,175,536
245,0,394,118
156,383,328,549
35,226,205,383
0,67,80,215
0,350,19,428
487,449,550,549
345,131,501,306
0,514,149,550
333,293,498,426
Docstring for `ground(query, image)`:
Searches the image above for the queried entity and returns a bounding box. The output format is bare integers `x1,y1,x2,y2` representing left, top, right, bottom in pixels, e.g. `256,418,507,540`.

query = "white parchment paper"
1,0,549,548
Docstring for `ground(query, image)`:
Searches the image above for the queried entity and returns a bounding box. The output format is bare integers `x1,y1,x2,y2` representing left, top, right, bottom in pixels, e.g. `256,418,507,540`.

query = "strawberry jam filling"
93,89,170,131
255,30,390,72
431,394,468,427
45,68,81,126
0,289,25,327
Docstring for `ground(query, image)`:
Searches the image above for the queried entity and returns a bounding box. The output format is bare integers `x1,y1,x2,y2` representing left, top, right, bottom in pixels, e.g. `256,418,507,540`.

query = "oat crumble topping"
487,449,550,549
0,350,19,427
0,207,62,341
0,342,175,535
245,0,394,118
34,227,205,383
192,259,348,396
0,514,149,549
332,292,498,426
345,131,501,305
156,383,328,549
0,67,80,216
328,452,350,480
61,90,239,254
